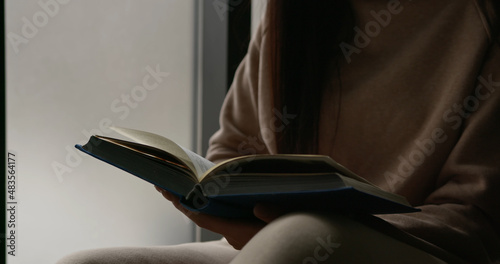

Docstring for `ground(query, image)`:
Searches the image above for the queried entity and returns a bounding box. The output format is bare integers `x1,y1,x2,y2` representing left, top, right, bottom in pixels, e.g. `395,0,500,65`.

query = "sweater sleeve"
206,20,274,164
205,4,500,263
379,40,500,263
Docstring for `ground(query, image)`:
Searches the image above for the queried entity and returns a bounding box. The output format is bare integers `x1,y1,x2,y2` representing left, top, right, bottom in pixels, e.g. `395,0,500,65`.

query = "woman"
58,0,500,263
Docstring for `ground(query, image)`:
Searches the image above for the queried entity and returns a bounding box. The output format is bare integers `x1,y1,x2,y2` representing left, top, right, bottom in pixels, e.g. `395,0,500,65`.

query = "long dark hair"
268,1,355,154
268,1,500,154
488,1,500,44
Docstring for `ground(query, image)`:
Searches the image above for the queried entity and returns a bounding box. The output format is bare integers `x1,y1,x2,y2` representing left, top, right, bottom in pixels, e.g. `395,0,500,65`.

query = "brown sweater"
206,1,500,262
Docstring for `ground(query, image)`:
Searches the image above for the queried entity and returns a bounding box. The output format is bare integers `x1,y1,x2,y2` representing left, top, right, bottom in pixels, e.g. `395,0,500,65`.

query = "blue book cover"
75,127,419,219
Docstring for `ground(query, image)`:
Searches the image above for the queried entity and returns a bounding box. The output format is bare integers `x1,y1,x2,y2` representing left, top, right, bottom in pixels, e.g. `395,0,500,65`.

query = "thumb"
253,203,288,223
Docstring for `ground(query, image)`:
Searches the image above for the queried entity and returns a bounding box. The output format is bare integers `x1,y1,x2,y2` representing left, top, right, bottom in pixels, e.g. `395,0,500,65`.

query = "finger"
223,221,264,250
155,187,176,201
164,193,266,250
253,203,288,223
167,195,264,238
154,185,164,193
199,217,265,250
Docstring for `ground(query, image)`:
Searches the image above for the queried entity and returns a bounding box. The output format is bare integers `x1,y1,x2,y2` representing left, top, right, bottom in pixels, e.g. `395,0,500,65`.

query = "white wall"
6,0,196,263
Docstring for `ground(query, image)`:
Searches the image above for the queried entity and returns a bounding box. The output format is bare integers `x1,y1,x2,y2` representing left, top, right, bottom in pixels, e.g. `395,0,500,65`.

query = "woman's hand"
155,186,287,249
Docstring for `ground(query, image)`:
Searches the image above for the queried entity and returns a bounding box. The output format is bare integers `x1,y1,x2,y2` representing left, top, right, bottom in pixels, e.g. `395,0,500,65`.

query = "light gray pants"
56,213,462,264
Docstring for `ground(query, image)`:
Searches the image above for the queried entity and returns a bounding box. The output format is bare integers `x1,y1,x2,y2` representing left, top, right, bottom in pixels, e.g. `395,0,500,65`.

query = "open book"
76,127,418,218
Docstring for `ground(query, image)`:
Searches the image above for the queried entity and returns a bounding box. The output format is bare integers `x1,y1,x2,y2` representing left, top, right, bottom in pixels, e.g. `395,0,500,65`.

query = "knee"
260,212,359,245
236,212,357,263
56,249,102,264
234,213,447,264
56,248,129,264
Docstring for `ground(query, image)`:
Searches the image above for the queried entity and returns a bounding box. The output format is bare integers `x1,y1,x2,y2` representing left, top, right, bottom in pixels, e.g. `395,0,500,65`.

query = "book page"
179,146,215,181
110,127,213,179
205,154,374,185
